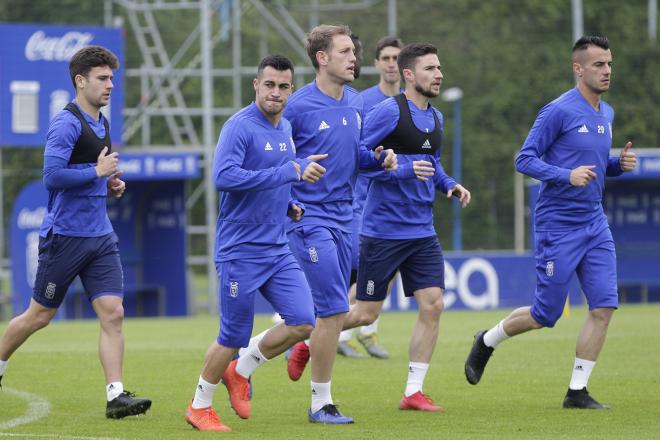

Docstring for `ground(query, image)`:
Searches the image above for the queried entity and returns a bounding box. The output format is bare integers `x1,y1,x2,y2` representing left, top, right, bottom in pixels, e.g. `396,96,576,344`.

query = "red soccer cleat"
185,402,231,432
221,359,251,419
287,341,310,381
399,391,446,413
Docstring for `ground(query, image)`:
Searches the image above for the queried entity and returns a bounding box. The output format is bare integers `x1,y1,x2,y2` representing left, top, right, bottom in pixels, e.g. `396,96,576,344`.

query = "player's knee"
419,296,444,320
529,316,544,329
102,303,125,328
590,307,615,325
30,311,53,331
289,323,314,341
356,309,379,326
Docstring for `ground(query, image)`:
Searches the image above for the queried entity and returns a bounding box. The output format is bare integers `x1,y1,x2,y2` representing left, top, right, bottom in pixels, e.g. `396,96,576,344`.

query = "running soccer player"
183,55,326,432
283,24,396,424
340,42,470,413
341,36,406,360
464,36,637,410
0,46,151,419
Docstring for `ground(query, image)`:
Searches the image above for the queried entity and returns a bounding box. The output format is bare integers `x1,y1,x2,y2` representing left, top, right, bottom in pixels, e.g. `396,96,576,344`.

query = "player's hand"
447,184,471,208
95,147,119,177
619,141,637,172
412,160,435,181
108,171,126,198
302,154,327,183
374,146,397,171
569,165,597,187
288,203,304,222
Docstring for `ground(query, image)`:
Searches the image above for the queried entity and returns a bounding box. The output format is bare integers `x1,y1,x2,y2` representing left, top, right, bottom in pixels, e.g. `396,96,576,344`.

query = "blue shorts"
288,225,351,318
32,232,123,309
531,218,618,328
356,235,445,302
217,252,315,348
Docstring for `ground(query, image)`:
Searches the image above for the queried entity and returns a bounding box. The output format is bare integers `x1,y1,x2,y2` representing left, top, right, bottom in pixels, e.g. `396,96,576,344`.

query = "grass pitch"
1,304,659,439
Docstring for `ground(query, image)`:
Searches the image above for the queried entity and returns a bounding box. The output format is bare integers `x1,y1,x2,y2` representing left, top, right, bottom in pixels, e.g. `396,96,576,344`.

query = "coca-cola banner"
0,23,124,147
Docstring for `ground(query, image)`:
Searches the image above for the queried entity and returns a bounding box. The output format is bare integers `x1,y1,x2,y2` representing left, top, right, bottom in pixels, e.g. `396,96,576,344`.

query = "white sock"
106,382,123,401
192,376,218,409
339,329,353,342
483,320,510,348
360,317,379,335
236,343,268,378
311,381,333,413
404,362,429,397
238,328,269,358
569,358,595,390
0,360,8,376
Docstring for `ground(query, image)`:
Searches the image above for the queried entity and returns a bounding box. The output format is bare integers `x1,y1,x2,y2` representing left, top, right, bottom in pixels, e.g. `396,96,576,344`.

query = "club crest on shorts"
366,280,375,296
308,247,319,263
45,282,56,299
230,281,239,297
546,261,554,277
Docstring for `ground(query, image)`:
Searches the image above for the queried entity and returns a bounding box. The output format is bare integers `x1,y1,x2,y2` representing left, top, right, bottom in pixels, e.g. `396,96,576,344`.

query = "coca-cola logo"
25,30,94,62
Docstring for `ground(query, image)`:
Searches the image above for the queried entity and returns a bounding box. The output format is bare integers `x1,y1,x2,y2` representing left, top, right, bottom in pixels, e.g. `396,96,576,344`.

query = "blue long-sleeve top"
283,82,381,232
213,102,303,262
516,88,623,231
41,102,112,238
360,97,457,239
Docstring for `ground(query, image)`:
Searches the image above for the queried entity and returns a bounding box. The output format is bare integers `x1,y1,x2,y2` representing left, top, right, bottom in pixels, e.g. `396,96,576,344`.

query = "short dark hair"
351,33,363,79
375,36,403,59
397,42,437,77
257,54,294,78
572,35,610,53
69,45,119,89
305,24,352,70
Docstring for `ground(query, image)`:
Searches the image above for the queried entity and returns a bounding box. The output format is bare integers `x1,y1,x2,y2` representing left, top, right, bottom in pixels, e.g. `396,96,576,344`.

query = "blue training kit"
33,102,122,307
283,82,380,317
517,88,623,326
213,102,315,346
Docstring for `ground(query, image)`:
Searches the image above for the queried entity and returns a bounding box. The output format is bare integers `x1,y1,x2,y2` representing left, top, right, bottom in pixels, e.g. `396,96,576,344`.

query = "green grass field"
1,304,659,439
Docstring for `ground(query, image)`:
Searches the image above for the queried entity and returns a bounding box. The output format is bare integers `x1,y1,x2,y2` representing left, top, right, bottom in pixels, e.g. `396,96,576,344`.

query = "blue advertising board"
0,23,124,147
252,252,582,314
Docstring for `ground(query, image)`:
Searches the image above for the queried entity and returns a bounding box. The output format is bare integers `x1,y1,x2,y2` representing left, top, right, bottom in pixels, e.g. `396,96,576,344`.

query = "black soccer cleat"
464,330,494,385
0,374,3,389
562,387,611,410
105,390,152,419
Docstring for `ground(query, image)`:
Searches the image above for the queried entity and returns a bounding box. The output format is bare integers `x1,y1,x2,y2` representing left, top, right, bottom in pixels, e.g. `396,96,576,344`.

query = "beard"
415,83,439,98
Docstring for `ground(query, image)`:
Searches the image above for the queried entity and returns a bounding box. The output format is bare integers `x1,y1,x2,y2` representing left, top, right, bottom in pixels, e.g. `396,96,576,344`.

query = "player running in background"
464,36,637,410
339,35,406,360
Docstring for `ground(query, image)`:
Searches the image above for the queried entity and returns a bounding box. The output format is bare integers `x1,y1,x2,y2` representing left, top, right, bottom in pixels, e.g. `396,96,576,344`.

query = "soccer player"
341,36,406,360
340,42,471,413
183,55,327,432
283,24,396,424
464,36,637,410
0,46,151,418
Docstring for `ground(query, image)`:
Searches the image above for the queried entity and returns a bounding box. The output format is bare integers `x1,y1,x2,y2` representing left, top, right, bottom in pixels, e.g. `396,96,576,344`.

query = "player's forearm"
43,155,97,190
515,153,571,184
214,163,297,192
